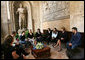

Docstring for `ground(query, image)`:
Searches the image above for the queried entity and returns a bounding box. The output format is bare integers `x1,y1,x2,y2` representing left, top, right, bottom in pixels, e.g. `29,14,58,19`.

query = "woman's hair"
48,28,51,31
61,27,66,31
37,28,41,33
54,28,58,31
29,29,32,33
22,31,25,34
53,28,58,33
3,35,14,48
53,28,57,34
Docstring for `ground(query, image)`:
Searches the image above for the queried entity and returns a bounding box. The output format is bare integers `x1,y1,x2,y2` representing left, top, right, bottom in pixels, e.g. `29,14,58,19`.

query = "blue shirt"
70,32,81,46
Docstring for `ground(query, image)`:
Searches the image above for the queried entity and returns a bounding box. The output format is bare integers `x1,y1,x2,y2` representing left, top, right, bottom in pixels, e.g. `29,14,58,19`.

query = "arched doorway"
9,1,33,32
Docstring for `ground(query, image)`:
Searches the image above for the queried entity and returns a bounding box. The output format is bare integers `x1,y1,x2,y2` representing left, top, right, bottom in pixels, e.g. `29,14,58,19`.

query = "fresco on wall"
42,1,70,21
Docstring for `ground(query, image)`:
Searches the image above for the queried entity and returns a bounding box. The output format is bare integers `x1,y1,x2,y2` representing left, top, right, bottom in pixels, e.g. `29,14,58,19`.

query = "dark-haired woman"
35,29,43,42
46,28,52,45
54,27,67,52
51,28,59,46
28,29,36,45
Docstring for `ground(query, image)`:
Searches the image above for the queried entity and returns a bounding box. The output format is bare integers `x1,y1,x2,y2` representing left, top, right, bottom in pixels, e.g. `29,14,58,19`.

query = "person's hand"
28,38,30,40
52,37,54,39
69,43,72,46
25,39,28,41
23,55,27,59
34,40,37,45
61,38,64,40
12,51,19,59
16,42,19,45
33,37,34,39
38,37,40,39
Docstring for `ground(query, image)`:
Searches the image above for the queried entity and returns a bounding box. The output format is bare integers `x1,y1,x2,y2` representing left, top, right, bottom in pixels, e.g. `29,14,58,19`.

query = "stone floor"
1,42,84,59
25,43,69,59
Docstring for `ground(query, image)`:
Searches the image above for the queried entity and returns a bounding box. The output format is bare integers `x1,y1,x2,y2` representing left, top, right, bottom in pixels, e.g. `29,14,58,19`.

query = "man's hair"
12,31,16,35
72,27,77,31
4,35,13,47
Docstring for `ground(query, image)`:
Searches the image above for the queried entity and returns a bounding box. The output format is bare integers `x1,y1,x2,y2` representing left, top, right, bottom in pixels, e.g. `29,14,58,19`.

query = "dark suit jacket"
35,32,42,38
28,33,34,39
47,30,52,38
20,35,25,41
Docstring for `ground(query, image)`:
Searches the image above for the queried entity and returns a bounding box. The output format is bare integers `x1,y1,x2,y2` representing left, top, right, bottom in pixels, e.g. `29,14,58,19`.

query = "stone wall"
40,1,84,32
1,1,9,43
31,1,41,32
70,1,84,32
1,1,84,42
40,1,70,31
42,1,70,21
42,19,70,31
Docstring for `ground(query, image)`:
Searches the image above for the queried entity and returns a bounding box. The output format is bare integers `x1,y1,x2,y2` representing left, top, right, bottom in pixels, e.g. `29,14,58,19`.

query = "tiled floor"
25,43,69,59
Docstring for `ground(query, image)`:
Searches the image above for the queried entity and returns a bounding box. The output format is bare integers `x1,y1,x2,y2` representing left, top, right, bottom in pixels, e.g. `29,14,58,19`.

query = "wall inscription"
42,1,70,21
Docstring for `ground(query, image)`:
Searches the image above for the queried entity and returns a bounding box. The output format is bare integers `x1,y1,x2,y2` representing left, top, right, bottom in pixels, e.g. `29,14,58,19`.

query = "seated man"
10,31,30,55
66,27,81,50
11,31,18,44
11,31,21,48
1,35,29,59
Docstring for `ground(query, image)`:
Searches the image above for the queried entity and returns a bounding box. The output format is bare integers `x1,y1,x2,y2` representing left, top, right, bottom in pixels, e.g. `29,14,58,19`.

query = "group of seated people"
1,27,81,59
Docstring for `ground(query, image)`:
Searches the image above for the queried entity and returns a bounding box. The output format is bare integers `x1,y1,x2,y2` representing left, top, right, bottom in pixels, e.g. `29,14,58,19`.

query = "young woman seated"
28,29,37,45
51,28,59,46
19,31,26,44
35,29,43,43
46,28,52,45
19,31,31,48
53,27,67,52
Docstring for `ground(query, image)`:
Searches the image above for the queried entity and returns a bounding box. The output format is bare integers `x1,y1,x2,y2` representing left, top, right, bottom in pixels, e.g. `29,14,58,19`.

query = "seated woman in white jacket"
51,28,59,46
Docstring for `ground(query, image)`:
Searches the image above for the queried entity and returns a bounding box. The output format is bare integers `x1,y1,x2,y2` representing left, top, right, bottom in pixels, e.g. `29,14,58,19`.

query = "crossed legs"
54,39,62,52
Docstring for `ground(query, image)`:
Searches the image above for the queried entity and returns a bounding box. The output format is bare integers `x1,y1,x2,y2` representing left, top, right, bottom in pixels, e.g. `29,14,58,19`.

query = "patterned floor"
25,43,69,59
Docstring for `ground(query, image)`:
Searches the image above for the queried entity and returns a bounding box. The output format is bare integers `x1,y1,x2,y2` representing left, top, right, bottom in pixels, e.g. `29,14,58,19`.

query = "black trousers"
46,36,51,44
15,44,29,57
36,37,43,42
51,38,58,43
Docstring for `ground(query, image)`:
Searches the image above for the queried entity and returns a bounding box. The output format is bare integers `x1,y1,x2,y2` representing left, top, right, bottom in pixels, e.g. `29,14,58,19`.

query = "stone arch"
9,1,33,32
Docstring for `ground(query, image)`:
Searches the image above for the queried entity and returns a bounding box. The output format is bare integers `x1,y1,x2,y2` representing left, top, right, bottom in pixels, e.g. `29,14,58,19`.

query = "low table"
31,46,51,59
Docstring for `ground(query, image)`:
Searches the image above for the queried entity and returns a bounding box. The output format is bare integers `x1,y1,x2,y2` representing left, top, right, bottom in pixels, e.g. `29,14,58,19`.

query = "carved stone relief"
42,1,70,21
